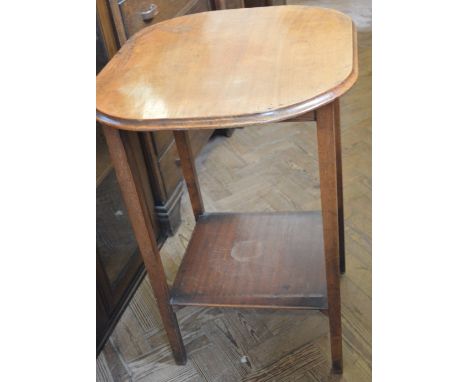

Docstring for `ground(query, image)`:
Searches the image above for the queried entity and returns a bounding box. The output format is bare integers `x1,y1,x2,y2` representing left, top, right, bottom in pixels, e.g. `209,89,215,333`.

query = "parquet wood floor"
97,1,371,380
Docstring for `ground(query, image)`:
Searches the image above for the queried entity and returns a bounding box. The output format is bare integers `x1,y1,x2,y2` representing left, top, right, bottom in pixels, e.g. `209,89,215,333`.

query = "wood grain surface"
97,0,371,378
102,126,187,365
171,211,327,309
96,6,357,130
174,131,205,219
316,100,343,372
96,25,371,381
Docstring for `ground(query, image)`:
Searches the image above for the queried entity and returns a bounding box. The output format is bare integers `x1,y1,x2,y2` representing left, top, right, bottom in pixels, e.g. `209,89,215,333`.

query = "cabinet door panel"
97,170,140,286
97,127,141,289
158,142,182,197
152,131,173,157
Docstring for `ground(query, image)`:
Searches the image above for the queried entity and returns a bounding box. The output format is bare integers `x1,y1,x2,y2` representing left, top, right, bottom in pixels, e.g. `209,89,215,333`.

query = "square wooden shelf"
170,211,327,310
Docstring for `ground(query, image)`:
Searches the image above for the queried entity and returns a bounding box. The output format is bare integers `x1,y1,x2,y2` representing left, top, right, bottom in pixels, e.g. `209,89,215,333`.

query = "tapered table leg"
316,100,343,374
102,126,187,365
174,131,205,220
334,99,346,274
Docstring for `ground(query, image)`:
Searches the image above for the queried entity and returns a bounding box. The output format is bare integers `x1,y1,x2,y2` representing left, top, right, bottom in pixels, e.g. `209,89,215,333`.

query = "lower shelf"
171,211,327,309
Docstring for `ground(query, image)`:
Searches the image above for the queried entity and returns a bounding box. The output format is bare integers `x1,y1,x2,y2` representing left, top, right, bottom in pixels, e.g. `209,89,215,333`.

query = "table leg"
316,100,343,374
334,99,346,274
174,131,205,220
102,126,187,365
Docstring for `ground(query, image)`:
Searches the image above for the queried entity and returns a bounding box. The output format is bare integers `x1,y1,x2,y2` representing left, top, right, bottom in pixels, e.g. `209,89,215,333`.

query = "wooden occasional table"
96,6,357,374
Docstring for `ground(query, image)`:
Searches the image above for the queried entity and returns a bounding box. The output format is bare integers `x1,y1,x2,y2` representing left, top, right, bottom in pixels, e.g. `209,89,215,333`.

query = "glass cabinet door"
96,126,142,300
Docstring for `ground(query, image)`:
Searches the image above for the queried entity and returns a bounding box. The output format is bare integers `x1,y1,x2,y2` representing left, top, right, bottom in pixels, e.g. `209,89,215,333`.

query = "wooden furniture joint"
97,6,357,374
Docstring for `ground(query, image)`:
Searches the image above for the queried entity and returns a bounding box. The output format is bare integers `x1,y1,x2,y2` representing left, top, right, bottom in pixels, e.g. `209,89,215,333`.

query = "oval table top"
96,6,357,131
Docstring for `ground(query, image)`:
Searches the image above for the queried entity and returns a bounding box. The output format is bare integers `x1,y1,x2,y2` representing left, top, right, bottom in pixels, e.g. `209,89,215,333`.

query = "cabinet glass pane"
96,127,139,286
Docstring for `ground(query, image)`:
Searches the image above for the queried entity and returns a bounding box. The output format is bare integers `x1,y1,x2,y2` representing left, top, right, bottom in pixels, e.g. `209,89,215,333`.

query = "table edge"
96,23,358,132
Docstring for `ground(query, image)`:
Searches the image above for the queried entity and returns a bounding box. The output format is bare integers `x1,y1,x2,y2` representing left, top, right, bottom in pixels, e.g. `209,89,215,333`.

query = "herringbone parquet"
97,1,371,380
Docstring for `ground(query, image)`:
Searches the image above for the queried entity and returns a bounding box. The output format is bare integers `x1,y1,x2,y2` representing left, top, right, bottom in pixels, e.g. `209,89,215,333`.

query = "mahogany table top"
96,6,357,131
